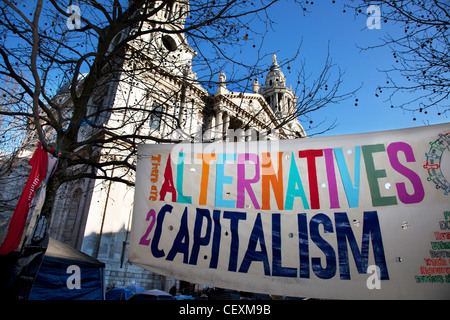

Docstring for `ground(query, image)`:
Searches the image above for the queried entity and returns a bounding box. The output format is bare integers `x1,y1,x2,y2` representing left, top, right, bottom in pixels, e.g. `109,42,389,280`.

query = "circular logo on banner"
424,132,450,195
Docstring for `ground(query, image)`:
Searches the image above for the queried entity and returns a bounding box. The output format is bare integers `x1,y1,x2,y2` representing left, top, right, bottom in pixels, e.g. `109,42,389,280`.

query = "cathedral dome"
265,55,286,87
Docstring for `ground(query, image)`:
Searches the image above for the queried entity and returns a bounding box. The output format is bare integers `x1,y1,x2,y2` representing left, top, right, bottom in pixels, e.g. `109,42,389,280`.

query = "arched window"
150,102,163,130
164,1,174,18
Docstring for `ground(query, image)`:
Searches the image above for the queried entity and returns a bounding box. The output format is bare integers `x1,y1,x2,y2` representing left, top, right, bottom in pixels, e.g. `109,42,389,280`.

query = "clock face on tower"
162,35,177,52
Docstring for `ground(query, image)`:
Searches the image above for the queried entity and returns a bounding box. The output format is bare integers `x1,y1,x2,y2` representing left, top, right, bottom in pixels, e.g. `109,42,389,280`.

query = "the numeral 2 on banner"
139,209,156,246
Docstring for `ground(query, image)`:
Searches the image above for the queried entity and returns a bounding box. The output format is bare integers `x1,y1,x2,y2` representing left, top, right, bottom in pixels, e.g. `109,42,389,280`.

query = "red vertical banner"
0,143,49,255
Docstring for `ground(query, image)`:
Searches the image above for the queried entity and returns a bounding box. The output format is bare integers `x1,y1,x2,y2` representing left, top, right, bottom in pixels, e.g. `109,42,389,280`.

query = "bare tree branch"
347,0,450,116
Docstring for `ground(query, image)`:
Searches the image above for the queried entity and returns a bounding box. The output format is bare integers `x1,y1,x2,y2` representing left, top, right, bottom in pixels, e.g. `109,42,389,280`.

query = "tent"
29,238,105,300
105,287,133,300
128,289,174,300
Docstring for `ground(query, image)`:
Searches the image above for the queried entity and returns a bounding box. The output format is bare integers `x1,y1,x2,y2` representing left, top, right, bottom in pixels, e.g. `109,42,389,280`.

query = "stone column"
246,128,257,141
210,113,216,140
216,110,223,140
223,112,229,141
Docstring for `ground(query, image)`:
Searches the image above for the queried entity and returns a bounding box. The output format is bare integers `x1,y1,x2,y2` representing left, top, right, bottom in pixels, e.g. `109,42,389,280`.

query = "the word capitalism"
141,204,390,281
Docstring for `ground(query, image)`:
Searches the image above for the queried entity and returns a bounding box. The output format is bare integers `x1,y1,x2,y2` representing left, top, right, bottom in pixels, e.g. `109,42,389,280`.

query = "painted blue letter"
215,154,237,208
334,147,360,208
272,214,297,277
310,213,336,279
239,213,270,276
335,211,389,280
223,211,246,272
151,204,172,258
189,208,212,265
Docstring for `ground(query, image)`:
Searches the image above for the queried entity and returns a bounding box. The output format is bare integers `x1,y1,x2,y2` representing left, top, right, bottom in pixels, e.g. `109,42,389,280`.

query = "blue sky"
221,0,449,137
6,1,448,138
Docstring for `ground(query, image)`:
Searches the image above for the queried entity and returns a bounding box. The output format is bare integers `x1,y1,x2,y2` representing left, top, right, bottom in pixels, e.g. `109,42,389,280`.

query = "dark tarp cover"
29,238,105,300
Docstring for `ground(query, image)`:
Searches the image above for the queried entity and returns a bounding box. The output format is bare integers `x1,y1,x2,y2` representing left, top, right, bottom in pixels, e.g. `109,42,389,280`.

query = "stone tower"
25,1,305,290
259,55,298,117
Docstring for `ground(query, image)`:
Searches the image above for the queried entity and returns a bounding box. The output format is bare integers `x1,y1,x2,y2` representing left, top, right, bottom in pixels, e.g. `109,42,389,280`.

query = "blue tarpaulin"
29,238,105,300
105,287,133,300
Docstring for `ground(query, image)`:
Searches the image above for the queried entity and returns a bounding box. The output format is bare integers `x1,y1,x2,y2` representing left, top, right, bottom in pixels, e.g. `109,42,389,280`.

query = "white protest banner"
129,123,450,299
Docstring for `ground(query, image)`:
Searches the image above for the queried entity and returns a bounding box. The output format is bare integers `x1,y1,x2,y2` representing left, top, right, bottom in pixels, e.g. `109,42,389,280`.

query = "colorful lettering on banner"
153,143,431,210
261,152,284,210
159,154,176,202
130,124,450,300
333,147,361,208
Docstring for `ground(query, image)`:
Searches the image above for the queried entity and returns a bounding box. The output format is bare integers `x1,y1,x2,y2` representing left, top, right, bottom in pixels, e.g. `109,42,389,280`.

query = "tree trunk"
41,166,62,226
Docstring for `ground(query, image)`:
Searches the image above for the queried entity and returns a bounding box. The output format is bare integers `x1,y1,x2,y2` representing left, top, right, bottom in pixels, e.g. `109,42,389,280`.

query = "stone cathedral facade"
46,1,306,290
